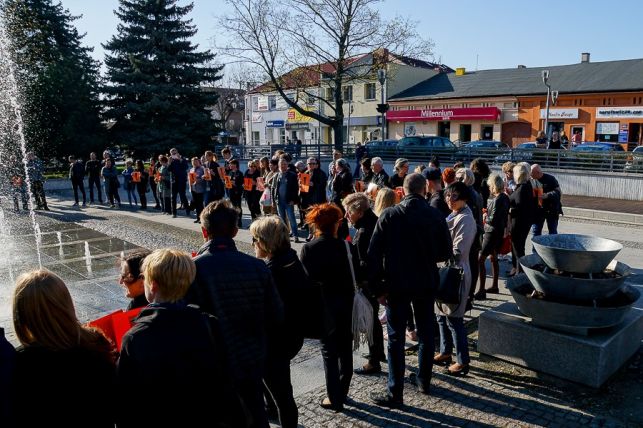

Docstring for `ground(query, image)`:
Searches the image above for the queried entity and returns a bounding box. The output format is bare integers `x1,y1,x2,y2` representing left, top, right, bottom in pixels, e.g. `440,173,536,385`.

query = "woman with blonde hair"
250,216,306,427
508,163,537,276
501,161,516,194
12,269,116,427
373,187,396,217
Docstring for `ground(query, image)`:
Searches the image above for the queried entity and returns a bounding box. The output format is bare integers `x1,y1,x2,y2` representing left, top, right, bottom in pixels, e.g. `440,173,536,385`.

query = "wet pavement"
1,196,642,427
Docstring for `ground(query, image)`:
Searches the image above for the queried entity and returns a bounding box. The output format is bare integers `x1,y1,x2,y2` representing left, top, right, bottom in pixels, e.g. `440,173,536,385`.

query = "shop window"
364,83,376,100
595,122,619,142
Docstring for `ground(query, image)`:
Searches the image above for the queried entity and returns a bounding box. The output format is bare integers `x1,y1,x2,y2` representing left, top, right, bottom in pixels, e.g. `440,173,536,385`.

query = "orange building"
388,54,643,148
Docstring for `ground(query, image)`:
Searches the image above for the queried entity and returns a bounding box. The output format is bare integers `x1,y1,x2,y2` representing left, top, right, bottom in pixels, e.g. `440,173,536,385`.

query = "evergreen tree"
2,0,106,160
103,0,222,156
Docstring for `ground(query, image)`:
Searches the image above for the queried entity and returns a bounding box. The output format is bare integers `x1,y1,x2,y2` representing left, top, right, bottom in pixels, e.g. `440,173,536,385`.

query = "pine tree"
2,0,106,160
103,0,222,156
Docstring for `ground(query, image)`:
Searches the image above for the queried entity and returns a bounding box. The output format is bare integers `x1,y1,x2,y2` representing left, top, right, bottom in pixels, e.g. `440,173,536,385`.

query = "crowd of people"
0,144,563,427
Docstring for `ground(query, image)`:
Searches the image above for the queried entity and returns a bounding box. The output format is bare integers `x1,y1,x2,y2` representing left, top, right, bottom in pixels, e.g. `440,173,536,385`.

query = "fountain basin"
507,276,639,330
532,234,622,273
519,253,630,300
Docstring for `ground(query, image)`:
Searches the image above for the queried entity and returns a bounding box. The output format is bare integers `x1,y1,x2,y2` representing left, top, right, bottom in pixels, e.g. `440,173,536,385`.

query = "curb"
563,206,643,225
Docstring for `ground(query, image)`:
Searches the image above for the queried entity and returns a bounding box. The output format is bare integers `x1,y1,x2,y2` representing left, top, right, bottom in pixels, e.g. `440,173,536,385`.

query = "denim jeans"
278,202,298,235
386,294,434,399
437,315,470,365
531,215,559,237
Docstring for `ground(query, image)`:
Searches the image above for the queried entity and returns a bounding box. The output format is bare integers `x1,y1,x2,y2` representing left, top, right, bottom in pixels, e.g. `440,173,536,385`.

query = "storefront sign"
539,108,579,119
266,120,284,128
251,112,263,123
386,107,500,122
285,122,310,130
287,107,314,122
618,130,629,143
257,96,269,111
596,107,643,119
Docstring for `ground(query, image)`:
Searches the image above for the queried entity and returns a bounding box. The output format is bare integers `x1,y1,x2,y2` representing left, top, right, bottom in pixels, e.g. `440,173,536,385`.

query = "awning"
387,107,501,122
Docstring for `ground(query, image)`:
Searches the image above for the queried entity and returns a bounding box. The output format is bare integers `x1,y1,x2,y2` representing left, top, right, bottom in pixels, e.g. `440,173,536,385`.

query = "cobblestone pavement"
2,198,641,427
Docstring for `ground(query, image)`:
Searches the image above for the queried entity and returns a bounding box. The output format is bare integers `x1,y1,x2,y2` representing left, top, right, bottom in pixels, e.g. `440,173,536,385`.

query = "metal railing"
214,144,643,174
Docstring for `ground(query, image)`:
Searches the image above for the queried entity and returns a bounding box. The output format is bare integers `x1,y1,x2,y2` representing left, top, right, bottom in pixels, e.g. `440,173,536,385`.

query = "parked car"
465,140,509,149
561,143,626,170
494,142,538,164
396,136,457,160
624,146,643,172
365,139,399,158
456,140,509,162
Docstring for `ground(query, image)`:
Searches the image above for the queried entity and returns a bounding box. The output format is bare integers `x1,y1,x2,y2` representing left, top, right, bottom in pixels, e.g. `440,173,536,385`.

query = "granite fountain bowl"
507,275,640,330
531,234,623,273
519,253,631,300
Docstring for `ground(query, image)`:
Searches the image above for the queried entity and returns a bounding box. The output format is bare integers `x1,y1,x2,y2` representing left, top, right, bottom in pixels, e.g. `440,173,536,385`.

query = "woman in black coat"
250,216,306,428
508,163,537,276
134,160,150,209
342,193,385,375
331,159,353,240
300,203,356,412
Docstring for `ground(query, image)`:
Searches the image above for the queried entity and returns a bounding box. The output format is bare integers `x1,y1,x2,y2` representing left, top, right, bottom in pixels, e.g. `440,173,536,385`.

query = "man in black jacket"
368,173,452,407
85,152,103,204
168,148,190,217
187,200,283,428
530,164,563,236
423,167,450,218
371,157,390,188
68,155,86,206
273,158,301,242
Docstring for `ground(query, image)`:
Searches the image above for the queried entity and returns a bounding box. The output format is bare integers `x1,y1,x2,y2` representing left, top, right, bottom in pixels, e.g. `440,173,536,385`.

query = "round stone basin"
519,253,630,300
507,275,639,330
531,234,623,273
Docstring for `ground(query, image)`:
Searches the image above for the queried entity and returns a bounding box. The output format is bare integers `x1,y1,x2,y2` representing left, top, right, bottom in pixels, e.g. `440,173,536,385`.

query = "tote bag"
345,241,374,350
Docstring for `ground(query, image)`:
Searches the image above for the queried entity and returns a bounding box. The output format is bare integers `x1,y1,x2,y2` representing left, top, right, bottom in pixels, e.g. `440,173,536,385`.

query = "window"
342,85,353,102
364,83,376,100
252,131,260,145
326,88,334,101
307,94,316,105
252,96,259,111
268,95,276,110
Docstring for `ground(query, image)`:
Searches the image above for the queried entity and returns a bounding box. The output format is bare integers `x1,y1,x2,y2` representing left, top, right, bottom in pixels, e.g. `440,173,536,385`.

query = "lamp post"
377,68,388,141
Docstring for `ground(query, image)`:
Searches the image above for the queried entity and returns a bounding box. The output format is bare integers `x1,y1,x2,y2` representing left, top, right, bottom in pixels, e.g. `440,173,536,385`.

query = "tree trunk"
333,117,344,151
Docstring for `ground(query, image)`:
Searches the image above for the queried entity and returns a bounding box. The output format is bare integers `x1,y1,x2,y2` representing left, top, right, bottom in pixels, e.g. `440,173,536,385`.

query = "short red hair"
442,167,456,186
305,203,343,237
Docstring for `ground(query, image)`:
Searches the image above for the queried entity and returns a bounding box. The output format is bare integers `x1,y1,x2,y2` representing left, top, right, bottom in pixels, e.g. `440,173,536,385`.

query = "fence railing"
214,144,643,174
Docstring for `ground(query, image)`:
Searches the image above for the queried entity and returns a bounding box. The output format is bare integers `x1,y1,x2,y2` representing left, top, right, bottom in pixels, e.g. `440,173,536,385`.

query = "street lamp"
542,70,558,139
376,68,388,141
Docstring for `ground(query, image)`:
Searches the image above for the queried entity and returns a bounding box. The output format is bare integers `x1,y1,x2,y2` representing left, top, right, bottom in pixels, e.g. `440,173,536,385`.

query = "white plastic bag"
344,241,373,350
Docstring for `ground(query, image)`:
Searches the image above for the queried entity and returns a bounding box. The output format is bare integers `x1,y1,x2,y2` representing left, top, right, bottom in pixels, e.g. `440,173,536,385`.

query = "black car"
456,140,509,162
560,143,626,171
396,136,457,160
365,139,399,158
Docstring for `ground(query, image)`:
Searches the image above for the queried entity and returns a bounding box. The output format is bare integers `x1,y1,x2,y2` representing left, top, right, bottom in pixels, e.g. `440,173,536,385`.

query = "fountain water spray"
57,231,63,256
0,14,42,268
84,241,92,274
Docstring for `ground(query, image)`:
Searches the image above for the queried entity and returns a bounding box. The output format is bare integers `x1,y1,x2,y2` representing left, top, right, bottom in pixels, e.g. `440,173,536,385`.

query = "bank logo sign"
596,107,643,119
539,108,579,119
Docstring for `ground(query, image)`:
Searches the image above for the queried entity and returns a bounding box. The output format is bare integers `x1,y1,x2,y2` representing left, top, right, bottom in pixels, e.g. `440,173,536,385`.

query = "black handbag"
436,261,464,305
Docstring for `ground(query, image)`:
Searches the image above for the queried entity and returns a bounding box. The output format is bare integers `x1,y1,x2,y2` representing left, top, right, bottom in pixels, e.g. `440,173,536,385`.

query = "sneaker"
72,202,79,206
370,391,402,408
82,203,86,207
110,204,115,208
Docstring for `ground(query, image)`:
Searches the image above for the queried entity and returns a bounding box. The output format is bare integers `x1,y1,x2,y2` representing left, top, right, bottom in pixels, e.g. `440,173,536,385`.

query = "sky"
60,0,643,73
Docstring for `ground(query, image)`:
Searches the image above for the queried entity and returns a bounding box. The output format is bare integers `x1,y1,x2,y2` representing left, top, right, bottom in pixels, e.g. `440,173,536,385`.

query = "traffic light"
376,103,389,113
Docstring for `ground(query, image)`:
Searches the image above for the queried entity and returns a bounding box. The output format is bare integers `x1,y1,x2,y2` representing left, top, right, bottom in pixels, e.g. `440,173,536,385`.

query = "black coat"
168,157,189,183
187,237,284,383
273,170,300,205
332,168,353,205
117,302,247,428
509,181,537,233
351,208,378,283
69,161,85,180
85,159,102,178
266,248,307,359
368,194,452,297
0,328,15,425
484,192,510,235
429,189,450,218
372,170,390,188
300,235,355,336
536,173,563,218
13,343,116,428
310,168,328,204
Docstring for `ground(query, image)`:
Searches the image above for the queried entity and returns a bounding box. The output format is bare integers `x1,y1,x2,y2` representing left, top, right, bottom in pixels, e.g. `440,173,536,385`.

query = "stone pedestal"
478,302,643,388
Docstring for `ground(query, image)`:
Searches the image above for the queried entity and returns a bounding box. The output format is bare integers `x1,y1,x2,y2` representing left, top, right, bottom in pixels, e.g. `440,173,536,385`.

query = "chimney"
517,65,526,69
581,52,590,63
455,67,466,76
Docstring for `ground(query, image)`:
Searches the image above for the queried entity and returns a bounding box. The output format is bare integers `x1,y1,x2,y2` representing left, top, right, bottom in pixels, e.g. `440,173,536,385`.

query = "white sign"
596,106,643,119
539,108,579,119
251,112,263,123
257,95,269,111
596,122,619,135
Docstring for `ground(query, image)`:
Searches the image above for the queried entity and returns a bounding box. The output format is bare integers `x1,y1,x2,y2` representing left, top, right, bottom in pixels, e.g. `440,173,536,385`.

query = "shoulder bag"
436,259,464,305
345,241,374,350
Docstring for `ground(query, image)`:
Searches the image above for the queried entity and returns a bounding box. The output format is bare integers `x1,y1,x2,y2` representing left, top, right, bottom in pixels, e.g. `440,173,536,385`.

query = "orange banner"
217,166,226,180
188,171,197,185
243,177,253,191
354,180,365,192
299,173,310,193
534,187,544,207
224,175,232,189
394,186,405,204
256,177,265,191
203,168,212,181
131,171,141,183
154,172,161,183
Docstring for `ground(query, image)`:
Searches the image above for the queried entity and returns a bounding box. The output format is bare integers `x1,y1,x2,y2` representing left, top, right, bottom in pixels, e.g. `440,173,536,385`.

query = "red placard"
386,107,500,122
394,186,405,204
188,171,197,185
224,176,232,189
131,171,141,183
243,177,253,191
203,168,212,181
256,177,265,191
87,307,144,352
299,173,310,193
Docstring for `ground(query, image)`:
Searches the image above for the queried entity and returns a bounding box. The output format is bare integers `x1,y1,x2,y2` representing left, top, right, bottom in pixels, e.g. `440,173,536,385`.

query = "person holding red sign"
244,160,262,221
189,157,206,223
